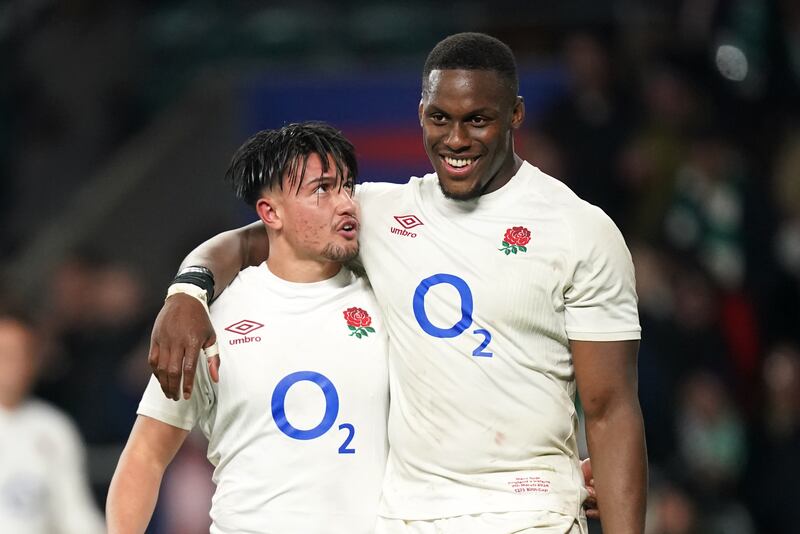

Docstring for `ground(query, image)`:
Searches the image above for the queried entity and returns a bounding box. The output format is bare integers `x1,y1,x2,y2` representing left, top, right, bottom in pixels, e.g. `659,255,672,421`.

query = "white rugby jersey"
357,161,640,520
0,401,104,534
138,265,389,534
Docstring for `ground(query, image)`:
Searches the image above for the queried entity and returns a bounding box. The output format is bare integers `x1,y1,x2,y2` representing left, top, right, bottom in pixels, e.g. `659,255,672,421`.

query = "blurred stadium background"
1,1,799,532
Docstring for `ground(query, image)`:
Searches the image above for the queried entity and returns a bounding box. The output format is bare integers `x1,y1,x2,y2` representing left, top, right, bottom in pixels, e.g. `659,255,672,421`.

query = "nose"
335,186,357,215
444,122,470,151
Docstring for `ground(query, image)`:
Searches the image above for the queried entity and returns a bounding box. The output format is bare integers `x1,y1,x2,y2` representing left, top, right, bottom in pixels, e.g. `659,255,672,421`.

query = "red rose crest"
499,226,531,255
343,307,375,339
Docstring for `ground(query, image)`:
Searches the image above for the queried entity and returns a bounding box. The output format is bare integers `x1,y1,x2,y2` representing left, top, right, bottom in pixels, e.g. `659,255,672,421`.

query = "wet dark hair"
422,32,519,96
225,121,358,206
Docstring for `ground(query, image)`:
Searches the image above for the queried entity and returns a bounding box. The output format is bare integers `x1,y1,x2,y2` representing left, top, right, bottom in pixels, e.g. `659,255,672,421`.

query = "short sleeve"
137,363,211,430
563,205,641,341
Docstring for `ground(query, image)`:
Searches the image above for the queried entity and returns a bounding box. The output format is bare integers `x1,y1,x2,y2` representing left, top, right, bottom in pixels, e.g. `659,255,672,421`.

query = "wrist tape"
166,283,210,312
170,266,215,303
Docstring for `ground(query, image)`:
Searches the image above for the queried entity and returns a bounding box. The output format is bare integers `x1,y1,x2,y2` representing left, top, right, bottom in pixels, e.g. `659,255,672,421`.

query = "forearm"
179,221,267,297
107,417,188,534
106,446,165,534
584,399,647,534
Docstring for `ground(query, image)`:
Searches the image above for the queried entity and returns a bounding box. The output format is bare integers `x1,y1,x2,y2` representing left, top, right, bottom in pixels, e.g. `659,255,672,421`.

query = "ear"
418,99,424,127
255,196,282,231
510,96,525,130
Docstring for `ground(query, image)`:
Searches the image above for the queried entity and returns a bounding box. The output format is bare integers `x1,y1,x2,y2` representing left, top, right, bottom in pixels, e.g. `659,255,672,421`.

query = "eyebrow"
426,105,496,116
303,174,351,190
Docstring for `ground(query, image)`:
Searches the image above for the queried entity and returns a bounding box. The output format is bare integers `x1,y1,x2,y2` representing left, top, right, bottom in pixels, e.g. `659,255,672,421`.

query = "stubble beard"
438,178,483,201
322,241,359,263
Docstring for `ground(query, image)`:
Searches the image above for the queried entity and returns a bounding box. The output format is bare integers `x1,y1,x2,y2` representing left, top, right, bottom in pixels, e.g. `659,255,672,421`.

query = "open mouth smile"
442,155,480,174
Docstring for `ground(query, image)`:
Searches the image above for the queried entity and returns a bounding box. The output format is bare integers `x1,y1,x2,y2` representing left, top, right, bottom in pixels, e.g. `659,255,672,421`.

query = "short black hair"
225,121,358,206
422,32,519,95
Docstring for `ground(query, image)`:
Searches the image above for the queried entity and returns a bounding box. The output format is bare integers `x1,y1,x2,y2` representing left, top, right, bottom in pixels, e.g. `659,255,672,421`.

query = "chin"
438,179,483,201
323,242,359,263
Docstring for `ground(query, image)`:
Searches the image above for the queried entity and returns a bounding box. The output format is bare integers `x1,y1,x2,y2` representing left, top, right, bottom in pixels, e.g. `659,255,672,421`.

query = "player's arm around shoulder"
149,221,267,401
106,416,190,534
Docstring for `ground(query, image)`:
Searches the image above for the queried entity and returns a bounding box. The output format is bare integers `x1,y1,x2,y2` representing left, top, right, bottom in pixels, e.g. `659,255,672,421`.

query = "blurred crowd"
1,1,799,533
524,5,800,532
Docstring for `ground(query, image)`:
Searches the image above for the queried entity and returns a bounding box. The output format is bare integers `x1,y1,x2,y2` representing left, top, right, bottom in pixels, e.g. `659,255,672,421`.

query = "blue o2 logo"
271,371,355,453
413,274,472,338
413,273,493,357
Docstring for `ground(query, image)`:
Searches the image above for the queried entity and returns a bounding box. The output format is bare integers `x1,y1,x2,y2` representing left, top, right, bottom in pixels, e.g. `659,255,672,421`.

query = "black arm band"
171,266,215,302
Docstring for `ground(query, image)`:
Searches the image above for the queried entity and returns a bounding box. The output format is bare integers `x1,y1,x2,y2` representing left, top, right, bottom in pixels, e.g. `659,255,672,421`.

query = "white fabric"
356,162,640,521
375,510,587,534
139,264,389,534
0,400,104,534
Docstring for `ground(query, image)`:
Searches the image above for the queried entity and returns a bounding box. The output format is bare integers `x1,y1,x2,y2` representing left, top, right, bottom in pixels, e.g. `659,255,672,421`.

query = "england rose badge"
343,307,375,339
499,226,531,255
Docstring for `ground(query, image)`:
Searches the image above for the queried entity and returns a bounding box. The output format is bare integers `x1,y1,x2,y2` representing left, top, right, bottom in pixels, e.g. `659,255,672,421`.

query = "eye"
469,116,489,127
343,179,356,195
429,113,447,124
313,182,331,194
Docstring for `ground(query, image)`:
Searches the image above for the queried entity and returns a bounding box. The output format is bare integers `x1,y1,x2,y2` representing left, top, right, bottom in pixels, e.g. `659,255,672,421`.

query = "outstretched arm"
106,416,190,534
573,339,647,533
149,221,267,400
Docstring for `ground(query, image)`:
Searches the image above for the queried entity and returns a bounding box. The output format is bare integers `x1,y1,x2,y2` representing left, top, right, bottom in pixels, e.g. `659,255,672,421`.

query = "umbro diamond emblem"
391,214,423,238
225,319,264,345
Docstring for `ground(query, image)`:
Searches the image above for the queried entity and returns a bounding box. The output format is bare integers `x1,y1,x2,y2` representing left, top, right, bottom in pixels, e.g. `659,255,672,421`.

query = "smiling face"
257,152,360,281
420,69,525,200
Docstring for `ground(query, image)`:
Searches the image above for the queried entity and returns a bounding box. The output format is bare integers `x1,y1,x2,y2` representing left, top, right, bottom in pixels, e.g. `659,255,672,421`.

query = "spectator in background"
675,371,746,492
662,130,762,398
36,251,150,446
662,130,746,289
674,370,754,534
770,129,800,344
663,261,734,390
646,480,704,534
540,30,634,225
744,343,800,534
0,308,105,534
618,59,706,240
646,475,753,534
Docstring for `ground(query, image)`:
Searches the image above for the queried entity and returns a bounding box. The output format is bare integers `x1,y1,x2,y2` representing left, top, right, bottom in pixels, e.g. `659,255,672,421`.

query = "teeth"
445,156,474,168
343,224,353,231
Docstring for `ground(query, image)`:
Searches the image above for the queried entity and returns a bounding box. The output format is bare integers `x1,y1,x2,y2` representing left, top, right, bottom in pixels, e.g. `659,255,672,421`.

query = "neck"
482,152,524,196
266,242,342,283
0,395,23,411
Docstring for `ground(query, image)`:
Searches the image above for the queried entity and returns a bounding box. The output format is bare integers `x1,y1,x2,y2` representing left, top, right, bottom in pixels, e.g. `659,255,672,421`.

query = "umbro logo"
225,319,263,345
391,214,423,238
394,215,424,229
